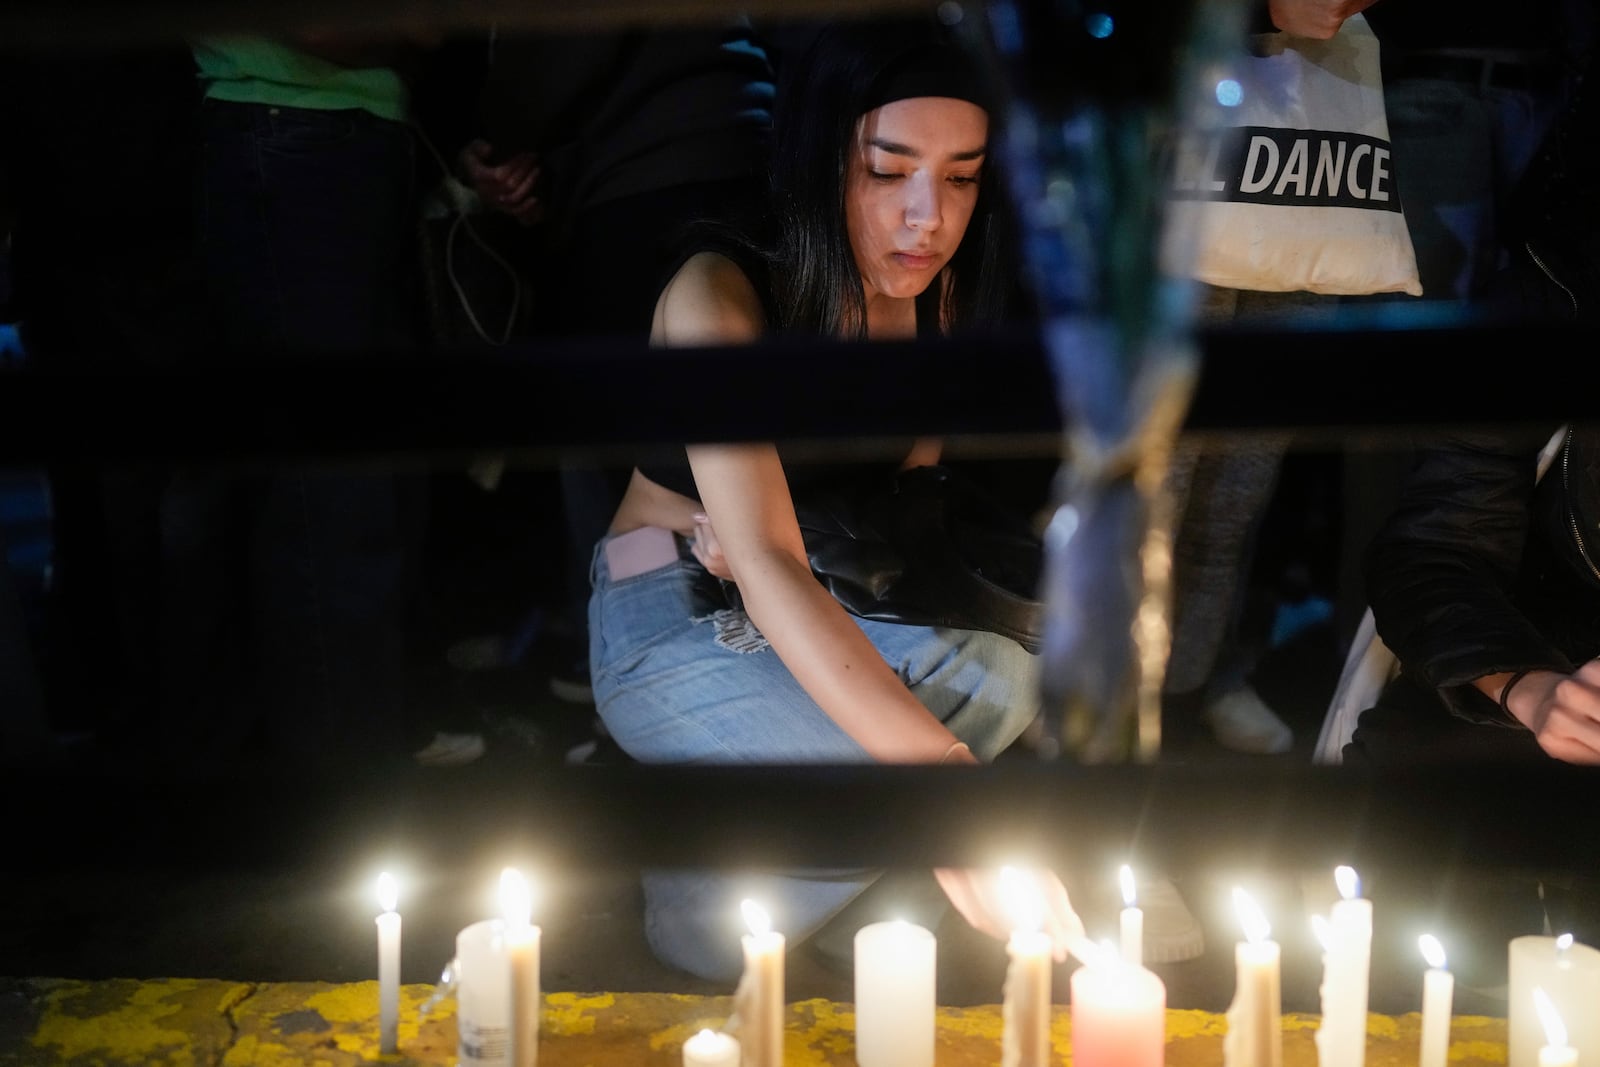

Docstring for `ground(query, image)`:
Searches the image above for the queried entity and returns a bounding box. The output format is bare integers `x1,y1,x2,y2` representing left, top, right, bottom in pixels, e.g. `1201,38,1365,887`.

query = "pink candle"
1070,941,1166,1067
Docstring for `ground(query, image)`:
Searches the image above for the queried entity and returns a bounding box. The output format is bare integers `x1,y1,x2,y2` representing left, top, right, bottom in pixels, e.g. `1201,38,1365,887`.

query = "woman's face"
846,95,989,303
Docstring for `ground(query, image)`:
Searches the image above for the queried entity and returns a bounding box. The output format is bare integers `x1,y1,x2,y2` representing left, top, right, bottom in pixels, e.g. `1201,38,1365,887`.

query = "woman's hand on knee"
933,866,1085,962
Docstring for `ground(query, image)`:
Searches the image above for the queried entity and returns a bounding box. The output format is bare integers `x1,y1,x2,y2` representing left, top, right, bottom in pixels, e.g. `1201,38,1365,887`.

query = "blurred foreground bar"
2,314,1597,468
11,759,1600,878
4,0,936,47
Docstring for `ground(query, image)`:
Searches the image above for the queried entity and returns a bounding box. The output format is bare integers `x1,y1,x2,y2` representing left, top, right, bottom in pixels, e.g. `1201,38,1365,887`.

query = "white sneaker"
412,731,487,767
1205,686,1293,755
1139,877,1207,963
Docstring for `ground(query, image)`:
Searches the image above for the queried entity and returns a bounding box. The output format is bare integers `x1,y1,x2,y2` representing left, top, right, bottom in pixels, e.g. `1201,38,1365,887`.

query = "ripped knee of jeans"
691,607,770,654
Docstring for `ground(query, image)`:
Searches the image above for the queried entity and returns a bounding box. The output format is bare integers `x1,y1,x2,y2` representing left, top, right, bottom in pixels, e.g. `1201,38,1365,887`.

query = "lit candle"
500,868,541,1067
1418,934,1454,1067
1314,865,1371,1067
1534,987,1579,1067
682,1027,740,1067
1510,934,1600,1067
376,871,401,1055
735,899,784,1067
1119,864,1143,967
1224,887,1281,1067
854,919,935,1067
1069,938,1166,1067
1000,866,1052,1067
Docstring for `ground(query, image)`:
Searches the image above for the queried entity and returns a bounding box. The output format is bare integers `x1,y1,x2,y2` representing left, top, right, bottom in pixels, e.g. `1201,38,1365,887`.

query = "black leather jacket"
1365,425,1600,725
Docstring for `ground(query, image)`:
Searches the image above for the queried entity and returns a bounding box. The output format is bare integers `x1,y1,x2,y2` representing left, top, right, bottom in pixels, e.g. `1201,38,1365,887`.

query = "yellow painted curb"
1,978,1508,1066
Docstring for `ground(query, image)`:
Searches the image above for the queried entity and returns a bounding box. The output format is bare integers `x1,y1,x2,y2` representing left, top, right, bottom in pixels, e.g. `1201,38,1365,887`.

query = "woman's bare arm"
654,254,971,764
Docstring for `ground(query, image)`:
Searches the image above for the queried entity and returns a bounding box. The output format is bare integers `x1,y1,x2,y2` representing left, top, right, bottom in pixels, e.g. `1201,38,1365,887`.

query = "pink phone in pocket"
604,526,680,580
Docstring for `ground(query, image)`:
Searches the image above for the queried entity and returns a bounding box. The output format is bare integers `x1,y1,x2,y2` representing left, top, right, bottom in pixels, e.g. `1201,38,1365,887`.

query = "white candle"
1224,887,1281,1067
1119,864,1143,967
1314,865,1371,1067
456,918,511,1067
736,899,785,1067
1510,935,1600,1067
500,868,541,1067
1069,939,1165,1067
854,919,935,1067
375,871,401,1055
1535,987,1579,1067
1000,867,1052,1067
683,1027,740,1067
1418,934,1454,1067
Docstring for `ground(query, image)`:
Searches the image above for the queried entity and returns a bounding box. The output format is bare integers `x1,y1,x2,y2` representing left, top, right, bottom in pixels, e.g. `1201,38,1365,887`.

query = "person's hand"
1506,664,1600,764
933,866,1086,963
1266,0,1379,38
458,139,543,226
689,512,735,580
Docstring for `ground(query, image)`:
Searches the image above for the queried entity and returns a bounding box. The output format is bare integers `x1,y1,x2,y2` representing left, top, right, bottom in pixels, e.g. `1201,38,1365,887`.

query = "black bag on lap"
792,464,1045,653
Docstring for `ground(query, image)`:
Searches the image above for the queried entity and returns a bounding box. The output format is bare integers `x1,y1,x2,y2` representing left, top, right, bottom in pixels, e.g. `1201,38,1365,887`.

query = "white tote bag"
1162,14,1423,296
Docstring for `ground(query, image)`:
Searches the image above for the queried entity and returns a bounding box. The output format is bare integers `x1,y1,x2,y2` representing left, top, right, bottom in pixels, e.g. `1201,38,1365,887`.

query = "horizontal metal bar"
2,315,1593,468
8,759,1598,879
5,0,938,49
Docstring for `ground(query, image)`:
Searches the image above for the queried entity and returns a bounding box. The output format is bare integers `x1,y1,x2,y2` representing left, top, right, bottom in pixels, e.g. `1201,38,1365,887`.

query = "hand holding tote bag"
1162,14,1423,296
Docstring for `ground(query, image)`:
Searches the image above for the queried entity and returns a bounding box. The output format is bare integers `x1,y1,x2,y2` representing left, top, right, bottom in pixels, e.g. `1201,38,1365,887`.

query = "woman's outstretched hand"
933,866,1086,963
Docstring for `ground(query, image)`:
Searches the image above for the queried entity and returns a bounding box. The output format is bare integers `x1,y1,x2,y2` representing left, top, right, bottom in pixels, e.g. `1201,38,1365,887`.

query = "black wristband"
1499,669,1535,719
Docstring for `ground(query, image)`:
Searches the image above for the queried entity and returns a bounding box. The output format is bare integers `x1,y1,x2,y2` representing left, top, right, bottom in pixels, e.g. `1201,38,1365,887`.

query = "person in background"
1159,0,1381,758
406,20,775,760
584,15,1084,982
0,42,208,763
170,29,439,773
1333,0,1593,652
1349,28,1600,770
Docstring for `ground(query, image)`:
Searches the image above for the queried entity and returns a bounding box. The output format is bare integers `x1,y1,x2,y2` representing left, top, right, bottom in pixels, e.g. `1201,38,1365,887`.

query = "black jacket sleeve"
1364,428,1575,725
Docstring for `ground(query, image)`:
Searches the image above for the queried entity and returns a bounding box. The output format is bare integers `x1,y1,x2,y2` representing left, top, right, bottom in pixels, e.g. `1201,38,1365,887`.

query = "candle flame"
1335,864,1360,901
1419,933,1446,971
999,866,1043,935
499,867,532,927
1557,933,1574,953
741,898,771,937
377,871,398,914
1119,864,1137,908
1310,913,1331,951
1233,887,1270,944
1534,987,1568,1049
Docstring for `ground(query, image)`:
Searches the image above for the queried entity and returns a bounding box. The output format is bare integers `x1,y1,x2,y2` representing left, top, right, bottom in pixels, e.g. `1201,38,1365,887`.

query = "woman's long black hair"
759,15,1016,339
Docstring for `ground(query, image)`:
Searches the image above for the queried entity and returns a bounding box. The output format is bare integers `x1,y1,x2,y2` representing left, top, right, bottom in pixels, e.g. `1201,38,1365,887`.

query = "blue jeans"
587,533,1041,980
